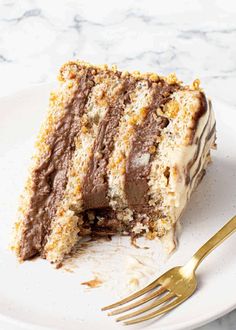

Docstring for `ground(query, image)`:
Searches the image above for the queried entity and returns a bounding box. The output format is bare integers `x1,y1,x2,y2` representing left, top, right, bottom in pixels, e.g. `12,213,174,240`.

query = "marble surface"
0,0,236,329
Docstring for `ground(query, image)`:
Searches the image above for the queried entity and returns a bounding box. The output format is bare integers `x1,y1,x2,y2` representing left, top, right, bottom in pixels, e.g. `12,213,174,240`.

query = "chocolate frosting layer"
82,78,135,209
124,81,178,210
20,70,95,260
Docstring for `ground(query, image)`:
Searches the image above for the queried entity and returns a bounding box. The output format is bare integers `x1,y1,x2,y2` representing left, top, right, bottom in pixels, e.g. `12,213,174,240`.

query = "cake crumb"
63,267,74,273
192,79,201,90
81,277,103,288
129,278,139,287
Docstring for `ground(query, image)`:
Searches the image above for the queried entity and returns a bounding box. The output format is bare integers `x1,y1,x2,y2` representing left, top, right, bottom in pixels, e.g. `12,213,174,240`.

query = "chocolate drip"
185,94,211,185
124,81,179,210
20,69,95,260
189,122,216,188
187,92,208,144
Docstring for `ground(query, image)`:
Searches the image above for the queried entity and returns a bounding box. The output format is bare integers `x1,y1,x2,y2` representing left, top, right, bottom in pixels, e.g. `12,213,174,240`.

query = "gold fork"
102,215,236,325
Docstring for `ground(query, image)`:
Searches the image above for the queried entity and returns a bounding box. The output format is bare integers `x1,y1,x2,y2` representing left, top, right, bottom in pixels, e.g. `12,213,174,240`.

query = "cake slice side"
12,62,93,260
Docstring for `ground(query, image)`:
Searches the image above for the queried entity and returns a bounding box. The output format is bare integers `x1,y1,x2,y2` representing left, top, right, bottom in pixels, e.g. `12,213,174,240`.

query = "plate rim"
0,299,235,330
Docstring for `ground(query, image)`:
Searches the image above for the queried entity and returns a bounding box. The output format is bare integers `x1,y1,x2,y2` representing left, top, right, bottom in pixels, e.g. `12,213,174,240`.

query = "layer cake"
12,61,216,264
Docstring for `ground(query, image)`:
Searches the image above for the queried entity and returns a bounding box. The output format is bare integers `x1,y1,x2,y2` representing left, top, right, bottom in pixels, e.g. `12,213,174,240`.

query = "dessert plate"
0,84,236,330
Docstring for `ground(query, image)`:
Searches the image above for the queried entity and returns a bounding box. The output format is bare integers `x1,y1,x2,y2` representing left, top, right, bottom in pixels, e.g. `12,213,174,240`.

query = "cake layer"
17,67,96,260
125,82,178,210
82,76,136,209
107,79,154,210
43,66,127,261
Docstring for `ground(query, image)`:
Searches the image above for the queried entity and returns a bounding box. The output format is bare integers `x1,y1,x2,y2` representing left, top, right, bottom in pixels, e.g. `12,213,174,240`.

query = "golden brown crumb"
165,73,179,85
81,277,103,288
146,231,158,240
81,126,88,134
149,73,159,82
192,79,201,90
129,278,139,287
164,100,180,118
149,146,156,154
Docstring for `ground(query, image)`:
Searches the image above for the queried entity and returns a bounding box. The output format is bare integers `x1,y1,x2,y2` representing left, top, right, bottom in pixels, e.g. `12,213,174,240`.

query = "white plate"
0,84,236,330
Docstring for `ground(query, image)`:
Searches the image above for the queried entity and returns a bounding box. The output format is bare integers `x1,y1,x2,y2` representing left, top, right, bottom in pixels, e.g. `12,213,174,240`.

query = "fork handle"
185,215,236,272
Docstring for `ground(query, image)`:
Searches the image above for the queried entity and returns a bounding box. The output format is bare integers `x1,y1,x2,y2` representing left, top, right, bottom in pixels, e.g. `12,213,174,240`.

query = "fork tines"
102,280,179,325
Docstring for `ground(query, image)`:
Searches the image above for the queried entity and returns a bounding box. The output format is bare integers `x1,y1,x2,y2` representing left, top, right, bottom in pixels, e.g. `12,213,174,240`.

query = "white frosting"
167,98,215,220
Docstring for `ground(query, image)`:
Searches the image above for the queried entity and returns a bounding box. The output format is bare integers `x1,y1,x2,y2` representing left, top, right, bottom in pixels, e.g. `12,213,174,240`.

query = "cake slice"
12,61,216,264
